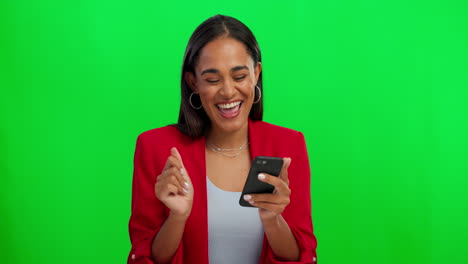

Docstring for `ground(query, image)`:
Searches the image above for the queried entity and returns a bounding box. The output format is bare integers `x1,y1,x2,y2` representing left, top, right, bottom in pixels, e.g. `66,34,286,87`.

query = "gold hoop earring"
189,92,202,110
253,85,262,104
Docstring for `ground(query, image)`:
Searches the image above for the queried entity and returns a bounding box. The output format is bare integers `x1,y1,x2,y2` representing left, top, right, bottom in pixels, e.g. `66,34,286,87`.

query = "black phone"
239,156,284,207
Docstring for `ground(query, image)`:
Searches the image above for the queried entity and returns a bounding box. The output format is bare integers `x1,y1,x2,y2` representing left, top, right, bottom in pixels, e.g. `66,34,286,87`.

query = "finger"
244,193,290,205
162,156,190,191
258,173,291,195
171,147,193,188
157,182,179,200
279,157,292,183
165,183,181,196
165,167,189,193
163,155,173,170
156,174,189,201
163,155,181,172
172,147,186,169
250,202,284,215
163,147,184,170
168,156,182,169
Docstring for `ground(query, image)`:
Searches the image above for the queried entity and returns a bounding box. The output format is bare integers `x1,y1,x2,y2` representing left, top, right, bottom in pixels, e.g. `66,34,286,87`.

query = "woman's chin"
207,103,249,132
211,114,248,133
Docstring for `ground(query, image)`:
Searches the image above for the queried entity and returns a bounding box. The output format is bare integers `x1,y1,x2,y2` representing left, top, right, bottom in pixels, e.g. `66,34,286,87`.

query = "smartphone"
239,156,284,207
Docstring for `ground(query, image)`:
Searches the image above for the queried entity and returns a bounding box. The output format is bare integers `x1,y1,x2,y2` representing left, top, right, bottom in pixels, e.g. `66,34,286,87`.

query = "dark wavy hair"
174,14,263,138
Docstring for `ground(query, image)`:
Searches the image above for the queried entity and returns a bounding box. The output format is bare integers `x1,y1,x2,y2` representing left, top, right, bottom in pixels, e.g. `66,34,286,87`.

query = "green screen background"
1,0,467,263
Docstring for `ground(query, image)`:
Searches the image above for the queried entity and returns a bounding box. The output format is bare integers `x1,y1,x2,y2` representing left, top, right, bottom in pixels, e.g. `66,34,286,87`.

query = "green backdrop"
1,0,467,263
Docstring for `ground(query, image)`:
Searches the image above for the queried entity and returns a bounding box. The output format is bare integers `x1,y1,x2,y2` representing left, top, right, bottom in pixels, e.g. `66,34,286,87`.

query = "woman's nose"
220,81,236,98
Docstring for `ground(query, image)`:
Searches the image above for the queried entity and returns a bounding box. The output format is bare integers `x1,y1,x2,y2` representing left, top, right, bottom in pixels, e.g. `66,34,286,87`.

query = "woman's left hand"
243,157,292,221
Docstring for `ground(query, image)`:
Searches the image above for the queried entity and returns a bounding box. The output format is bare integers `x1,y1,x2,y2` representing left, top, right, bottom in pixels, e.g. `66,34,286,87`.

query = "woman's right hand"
155,147,194,221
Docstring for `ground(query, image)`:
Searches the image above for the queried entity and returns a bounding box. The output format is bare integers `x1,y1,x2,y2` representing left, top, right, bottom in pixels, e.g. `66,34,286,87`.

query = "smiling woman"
177,15,263,138
127,14,318,264
185,36,261,136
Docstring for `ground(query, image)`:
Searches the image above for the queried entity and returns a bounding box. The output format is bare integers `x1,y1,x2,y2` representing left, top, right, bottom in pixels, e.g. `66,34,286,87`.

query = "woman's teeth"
217,101,242,109
216,101,242,118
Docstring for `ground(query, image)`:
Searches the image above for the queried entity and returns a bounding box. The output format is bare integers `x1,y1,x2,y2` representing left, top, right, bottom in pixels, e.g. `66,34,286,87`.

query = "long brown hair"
174,14,263,138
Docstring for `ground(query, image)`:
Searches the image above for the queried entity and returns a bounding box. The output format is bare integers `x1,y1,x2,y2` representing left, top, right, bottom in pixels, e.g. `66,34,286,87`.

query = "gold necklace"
206,140,249,158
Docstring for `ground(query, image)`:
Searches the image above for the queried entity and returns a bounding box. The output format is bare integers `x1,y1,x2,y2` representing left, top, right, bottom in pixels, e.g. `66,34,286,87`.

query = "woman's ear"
184,71,198,93
254,61,262,84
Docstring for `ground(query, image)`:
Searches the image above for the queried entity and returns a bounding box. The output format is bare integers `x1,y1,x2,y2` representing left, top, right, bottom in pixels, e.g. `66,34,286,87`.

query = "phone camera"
262,160,267,165
256,160,261,165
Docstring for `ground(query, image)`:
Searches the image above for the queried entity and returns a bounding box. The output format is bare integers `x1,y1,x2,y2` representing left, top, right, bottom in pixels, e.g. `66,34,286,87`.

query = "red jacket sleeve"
262,131,318,264
127,133,184,264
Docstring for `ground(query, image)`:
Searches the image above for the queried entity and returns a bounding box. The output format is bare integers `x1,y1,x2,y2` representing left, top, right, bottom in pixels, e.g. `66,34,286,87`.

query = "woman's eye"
206,79,219,83
234,75,246,81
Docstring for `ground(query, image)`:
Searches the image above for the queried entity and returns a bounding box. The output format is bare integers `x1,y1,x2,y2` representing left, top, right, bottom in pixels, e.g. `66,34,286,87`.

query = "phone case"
239,156,284,207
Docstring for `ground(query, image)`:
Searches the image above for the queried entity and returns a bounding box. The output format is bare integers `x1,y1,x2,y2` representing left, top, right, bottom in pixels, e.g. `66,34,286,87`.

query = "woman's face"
185,36,261,134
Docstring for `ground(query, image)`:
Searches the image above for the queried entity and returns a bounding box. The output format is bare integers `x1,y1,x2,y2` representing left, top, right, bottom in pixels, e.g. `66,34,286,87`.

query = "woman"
128,14,318,264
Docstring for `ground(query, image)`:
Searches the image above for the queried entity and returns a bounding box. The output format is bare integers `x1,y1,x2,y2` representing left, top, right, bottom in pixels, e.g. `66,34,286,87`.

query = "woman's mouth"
216,101,242,119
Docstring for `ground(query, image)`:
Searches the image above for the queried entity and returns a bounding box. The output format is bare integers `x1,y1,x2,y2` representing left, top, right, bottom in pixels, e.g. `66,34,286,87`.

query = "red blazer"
128,118,318,264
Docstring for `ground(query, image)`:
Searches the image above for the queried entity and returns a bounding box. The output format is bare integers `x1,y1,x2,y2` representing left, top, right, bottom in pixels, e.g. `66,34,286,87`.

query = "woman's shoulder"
251,119,304,139
250,120,308,157
138,124,181,138
136,124,195,146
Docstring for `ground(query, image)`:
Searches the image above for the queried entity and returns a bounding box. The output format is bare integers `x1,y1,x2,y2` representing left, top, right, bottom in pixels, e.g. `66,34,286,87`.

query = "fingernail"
180,168,185,175
249,200,255,204
183,187,189,193
244,195,252,201
258,173,266,180
184,182,189,188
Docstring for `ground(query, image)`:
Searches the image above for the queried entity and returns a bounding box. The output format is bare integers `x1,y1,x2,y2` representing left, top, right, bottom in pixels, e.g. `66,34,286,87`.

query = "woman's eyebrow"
200,65,248,76
231,65,248,72
201,68,218,76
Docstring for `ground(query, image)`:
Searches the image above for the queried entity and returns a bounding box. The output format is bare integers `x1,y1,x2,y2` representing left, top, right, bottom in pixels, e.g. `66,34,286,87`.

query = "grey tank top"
207,176,264,264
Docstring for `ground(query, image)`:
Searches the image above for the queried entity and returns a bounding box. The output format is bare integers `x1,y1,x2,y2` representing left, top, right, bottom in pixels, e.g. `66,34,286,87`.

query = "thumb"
171,147,186,168
280,157,292,182
285,157,292,168
171,147,192,183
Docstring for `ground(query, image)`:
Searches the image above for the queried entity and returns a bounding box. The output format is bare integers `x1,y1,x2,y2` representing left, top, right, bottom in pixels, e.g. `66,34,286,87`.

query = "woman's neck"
206,122,249,149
